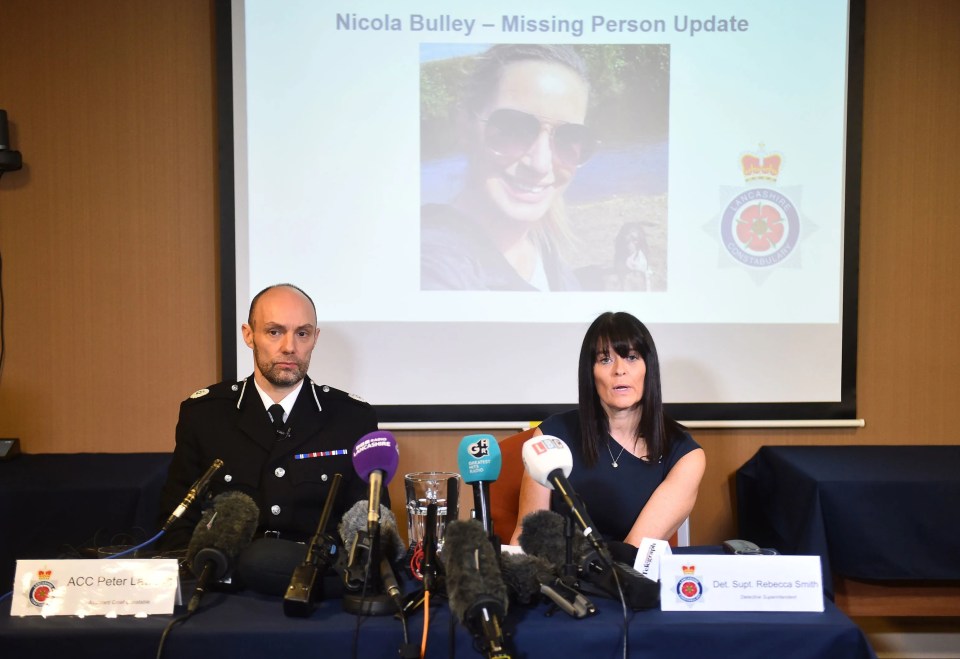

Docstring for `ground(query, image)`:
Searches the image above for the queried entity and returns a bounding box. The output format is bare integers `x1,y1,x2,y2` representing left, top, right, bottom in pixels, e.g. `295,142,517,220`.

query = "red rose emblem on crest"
676,575,703,602
680,581,699,598
736,202,784,251
720,188,800,267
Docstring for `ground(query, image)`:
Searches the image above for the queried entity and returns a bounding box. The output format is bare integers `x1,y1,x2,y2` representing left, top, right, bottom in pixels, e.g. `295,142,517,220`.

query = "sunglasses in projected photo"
481,108,597,168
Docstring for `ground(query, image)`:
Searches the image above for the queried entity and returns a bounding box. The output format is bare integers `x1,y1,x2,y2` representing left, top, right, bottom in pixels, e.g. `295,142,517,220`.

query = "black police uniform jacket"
157,375,388,549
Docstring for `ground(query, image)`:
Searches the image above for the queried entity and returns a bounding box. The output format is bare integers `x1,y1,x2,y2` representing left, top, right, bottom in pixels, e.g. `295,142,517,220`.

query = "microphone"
184,490,259,613
499,552,554,606
516,508,588,568
162,458,224,532
442,520,511,659
283,473,343,617
377,536,404,613
500,552,596,618
521,435,612,566
519,509,659,610
339,500,405,589
458,434,502,541
351,431,399,537
338,499,405,615
508,510,598,617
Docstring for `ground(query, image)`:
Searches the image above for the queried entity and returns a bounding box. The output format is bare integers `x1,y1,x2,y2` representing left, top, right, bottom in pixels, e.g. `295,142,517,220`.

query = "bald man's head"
247,283,316,327
241,284,319,394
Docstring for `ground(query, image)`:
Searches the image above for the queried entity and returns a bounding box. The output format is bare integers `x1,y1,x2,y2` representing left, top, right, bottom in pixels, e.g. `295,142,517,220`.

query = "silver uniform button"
224,474,233,483
321,474,328,482
275,467,285,478
322,385,330,392
270,505,281,516
231,384,239,391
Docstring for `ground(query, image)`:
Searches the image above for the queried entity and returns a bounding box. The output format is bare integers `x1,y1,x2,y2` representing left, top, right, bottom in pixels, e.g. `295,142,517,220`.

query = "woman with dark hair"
509,312,705,547
421,44,596,291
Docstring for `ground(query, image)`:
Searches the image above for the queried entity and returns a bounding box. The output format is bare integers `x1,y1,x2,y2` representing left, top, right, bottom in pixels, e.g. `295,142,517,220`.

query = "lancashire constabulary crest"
675,564,703,603
712,145,807,274
28,569,55,608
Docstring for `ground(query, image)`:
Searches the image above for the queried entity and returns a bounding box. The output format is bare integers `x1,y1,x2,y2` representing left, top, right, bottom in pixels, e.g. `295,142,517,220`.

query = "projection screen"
217,0,864,425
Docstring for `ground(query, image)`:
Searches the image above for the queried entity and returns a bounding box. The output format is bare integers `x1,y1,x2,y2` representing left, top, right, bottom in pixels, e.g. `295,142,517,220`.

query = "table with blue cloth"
736,444,960,615
0,452,877,657
1,568,875,659
0,453,171,591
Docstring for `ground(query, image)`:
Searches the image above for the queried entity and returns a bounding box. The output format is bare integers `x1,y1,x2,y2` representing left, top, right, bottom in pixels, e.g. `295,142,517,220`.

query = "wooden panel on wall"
856,0,960,440
0,0,219,453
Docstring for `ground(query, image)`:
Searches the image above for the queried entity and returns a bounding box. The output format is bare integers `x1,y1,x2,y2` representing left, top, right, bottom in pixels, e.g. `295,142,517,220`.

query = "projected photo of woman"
420,43,670,292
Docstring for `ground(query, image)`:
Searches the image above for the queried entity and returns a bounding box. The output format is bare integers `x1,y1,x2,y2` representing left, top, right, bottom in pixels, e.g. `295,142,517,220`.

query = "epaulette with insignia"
183,379,246,404
312,382,369,405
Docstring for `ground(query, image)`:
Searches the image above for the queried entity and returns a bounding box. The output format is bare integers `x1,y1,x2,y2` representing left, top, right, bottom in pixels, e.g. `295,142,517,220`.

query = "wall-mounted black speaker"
0,109,11,150
0,109,23,173
0,438,21,460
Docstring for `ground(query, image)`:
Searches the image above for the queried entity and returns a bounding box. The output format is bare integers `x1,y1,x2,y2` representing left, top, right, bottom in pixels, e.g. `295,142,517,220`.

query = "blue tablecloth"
737,445,960,595
0,452,879,658
0,453,171,590
1,575,874,659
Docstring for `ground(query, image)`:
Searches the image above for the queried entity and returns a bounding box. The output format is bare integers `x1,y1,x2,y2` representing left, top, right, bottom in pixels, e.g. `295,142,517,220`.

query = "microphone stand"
401,500,441,617
561,513,579,587
514,511,582,616
422,502,438,593
343,523,419,659
342,526,396,616
545,510,596,619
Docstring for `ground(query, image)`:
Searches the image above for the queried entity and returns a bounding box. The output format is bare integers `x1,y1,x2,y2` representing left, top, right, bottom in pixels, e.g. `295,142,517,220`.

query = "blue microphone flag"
458,434,502,484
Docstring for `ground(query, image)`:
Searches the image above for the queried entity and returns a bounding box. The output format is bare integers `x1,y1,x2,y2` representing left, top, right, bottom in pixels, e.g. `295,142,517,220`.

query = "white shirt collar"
252,378,304,423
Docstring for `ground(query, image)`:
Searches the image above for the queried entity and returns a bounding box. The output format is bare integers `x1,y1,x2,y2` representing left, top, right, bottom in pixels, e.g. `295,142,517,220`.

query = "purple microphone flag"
351,431,400,484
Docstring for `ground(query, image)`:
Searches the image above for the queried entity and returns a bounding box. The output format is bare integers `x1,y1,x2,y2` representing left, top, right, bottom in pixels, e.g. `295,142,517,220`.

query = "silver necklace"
606,440,627,468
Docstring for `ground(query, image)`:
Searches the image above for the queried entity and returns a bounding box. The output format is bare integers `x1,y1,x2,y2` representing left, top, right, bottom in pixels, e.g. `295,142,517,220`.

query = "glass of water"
404,471,461,554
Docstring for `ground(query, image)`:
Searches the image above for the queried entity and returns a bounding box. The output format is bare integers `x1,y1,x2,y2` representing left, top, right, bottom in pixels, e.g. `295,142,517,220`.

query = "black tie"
268,404,287,439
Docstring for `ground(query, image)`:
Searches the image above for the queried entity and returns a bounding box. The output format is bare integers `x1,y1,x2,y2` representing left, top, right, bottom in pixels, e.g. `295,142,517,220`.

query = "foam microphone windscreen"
186,491,259,580
500,552,556,606
351,431,399,484
517,509,588,568
337,499,405,563
517,511,659,610
441,519,508,624
379,506,406,563
338,499,372,549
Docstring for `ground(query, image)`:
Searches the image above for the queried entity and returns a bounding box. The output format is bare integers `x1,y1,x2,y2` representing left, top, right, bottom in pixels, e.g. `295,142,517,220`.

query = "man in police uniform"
157,283,386,549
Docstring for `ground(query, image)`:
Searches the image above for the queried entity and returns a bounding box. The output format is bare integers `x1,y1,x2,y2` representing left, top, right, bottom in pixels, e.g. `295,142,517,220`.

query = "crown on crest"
681,565,696,575
38,569,52,580
741,144,782,183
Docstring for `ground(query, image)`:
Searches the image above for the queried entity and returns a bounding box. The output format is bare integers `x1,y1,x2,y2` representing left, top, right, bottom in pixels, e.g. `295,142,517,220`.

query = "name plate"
11,559,181,617
660,554,824,612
